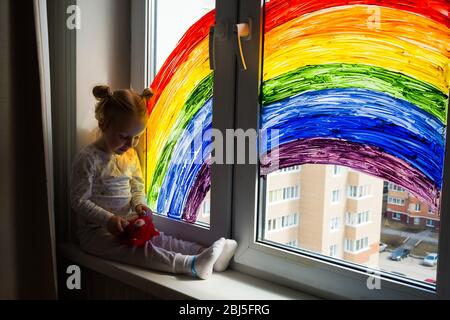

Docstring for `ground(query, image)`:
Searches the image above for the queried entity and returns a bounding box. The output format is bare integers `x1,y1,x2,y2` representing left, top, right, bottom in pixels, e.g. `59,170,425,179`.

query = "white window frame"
388,182,406,192
135,0,450,300
346,211,370,226
333,165,343,176
348,185,371,199
344,237,369,254
273,165,301,175
331,189,341,204
230,0,450,300
388,196,405,206
329,244,338,257
330,217,339,231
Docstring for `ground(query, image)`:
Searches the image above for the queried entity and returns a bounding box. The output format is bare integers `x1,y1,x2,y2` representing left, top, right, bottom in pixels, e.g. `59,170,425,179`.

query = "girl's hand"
106,215,128,236
135,204,153,217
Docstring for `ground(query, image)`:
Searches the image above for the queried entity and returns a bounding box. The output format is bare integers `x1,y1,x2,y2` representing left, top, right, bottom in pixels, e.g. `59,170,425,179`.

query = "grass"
380,234,406,249
411,242,438,257
382,218,427,234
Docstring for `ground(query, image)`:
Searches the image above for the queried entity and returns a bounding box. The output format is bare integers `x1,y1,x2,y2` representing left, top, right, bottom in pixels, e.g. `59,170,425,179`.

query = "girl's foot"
192,238,225,279
213,239,238,272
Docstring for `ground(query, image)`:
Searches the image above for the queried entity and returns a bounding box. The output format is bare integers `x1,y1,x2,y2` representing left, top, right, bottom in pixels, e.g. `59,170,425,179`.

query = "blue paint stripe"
261,88,446,188
157,99,213,218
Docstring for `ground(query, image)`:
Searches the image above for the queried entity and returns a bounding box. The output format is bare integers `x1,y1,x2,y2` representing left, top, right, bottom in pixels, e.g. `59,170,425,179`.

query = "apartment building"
197,191,211,225
385,183,440,231
264,164,384,267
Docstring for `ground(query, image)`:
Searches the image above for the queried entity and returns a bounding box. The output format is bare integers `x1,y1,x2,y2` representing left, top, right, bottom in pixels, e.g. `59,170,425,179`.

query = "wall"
0,0,57,298
0,0,17,299
76,0,131,152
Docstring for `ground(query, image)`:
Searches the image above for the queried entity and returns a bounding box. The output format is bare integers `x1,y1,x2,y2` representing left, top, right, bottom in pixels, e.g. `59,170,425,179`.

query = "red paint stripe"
265,0,450,32
148,10,215,114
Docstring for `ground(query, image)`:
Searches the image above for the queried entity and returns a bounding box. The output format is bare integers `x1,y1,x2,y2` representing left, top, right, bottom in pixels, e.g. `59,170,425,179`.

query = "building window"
388,183,406,192
331,189,341,203
392,212,401,220
286,239,298,247
426,219,435,227
415,203,421,212
346,211,370,226
267,213,299,232
277,165,301,173
388,197,405,206
344,237,369,253
348,185,370,198
330,217,339,231
268,189,282,203
202,198,210,216
329,244,338,257
283,185,300,200
333,165,343,176
414,217,420,225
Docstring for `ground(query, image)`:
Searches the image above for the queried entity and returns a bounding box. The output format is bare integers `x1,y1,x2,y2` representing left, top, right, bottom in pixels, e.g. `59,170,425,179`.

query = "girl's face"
102,115,147,155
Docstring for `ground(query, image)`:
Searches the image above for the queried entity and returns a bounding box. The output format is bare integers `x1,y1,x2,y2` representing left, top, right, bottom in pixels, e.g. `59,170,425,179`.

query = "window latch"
209,19,251,71
233,20,251,71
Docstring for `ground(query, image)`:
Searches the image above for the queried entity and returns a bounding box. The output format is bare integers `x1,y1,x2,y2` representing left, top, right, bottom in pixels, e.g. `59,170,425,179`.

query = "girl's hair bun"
93,85,112,100
141,88,154,100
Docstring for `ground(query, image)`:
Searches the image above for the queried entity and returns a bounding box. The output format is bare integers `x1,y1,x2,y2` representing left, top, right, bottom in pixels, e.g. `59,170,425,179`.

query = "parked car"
379,242,388,252
390,248,410,261
423,253,438,266
424,278,436,284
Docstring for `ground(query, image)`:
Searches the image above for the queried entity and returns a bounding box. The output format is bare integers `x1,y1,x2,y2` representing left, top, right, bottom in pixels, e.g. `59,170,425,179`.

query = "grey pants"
79,227,203,274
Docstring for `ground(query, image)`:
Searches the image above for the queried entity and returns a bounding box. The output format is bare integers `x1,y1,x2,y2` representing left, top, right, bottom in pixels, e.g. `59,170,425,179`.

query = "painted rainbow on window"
260,0,449,211
146,0,450,221
145,11,214,221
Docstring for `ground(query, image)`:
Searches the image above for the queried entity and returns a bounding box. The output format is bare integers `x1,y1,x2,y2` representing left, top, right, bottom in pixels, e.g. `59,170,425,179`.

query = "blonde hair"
92,85,153,131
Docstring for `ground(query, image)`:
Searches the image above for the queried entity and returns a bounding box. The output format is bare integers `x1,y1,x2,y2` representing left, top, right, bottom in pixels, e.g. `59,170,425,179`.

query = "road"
381,228,438,245
376,251,436,282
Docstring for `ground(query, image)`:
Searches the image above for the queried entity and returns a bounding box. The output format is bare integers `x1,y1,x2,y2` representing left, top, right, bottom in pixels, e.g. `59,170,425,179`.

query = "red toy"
121,215,160,247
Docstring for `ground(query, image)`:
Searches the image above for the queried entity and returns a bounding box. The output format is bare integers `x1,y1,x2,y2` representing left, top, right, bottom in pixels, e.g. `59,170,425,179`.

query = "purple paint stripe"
260,138,440,210
182,162,211,223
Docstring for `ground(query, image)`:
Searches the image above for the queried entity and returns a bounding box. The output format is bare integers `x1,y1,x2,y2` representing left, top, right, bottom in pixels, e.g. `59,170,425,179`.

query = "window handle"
233,20,251,71
209,25,216,70
209,20,228,70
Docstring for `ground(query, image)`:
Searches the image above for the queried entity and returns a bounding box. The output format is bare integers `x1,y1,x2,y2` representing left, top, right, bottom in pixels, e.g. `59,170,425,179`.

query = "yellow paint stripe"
146,38,211,184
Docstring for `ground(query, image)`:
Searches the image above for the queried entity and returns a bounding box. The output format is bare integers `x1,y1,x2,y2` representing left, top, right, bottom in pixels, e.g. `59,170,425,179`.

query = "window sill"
58,243,317,300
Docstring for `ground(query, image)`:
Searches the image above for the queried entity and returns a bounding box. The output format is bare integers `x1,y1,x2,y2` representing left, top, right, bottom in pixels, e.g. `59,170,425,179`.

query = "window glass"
146,0,215,225
259,0,449,286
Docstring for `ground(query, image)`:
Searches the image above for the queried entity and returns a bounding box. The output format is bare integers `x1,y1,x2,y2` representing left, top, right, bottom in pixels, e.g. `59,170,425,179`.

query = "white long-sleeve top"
70,143,147,237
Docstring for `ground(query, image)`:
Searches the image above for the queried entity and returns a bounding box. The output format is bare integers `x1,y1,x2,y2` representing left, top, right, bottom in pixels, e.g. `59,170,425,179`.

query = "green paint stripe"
148,73,213,207
262,63,448,123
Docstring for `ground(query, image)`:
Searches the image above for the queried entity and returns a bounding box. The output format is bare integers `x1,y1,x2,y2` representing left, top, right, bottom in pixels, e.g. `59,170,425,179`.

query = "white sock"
192,238,225,279
213,239,238,272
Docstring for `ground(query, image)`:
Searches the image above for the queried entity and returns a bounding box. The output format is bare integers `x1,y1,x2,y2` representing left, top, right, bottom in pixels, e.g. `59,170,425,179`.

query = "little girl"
70,85,237,279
